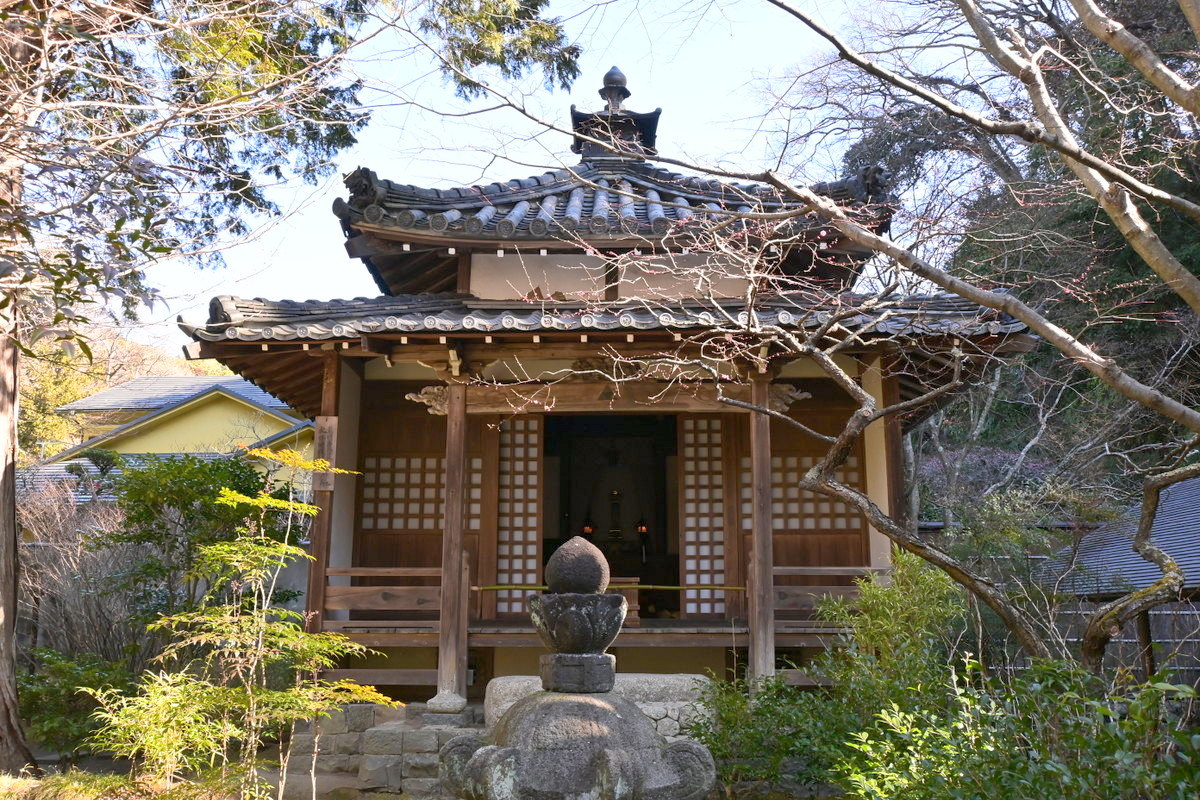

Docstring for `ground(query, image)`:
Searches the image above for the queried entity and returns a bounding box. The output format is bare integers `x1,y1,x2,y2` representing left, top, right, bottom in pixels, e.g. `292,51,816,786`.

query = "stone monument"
440,536,716,800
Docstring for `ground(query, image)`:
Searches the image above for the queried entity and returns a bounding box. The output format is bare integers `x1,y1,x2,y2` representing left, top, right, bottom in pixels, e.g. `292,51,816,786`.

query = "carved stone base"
440,691,716,800
540,652,616,693
427,689,467,713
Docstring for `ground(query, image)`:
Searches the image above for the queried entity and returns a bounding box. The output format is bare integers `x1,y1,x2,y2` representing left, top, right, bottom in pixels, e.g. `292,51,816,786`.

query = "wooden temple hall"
180,68,1029,708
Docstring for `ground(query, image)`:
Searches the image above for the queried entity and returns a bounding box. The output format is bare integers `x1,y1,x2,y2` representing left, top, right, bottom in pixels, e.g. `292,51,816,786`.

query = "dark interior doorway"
543,414,679,618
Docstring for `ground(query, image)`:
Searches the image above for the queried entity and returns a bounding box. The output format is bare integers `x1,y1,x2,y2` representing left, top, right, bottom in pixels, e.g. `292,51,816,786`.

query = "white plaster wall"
363,359,438,380
469,253,751,301
471,253,605,300
777,354,860,378
620,255,749,301
860,357,894,570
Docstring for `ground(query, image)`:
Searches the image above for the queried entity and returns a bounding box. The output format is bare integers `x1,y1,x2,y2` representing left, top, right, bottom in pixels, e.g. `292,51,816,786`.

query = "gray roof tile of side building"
56,376,290,413
1043,476,1200,597
180,291,1027,344
17,453,229,504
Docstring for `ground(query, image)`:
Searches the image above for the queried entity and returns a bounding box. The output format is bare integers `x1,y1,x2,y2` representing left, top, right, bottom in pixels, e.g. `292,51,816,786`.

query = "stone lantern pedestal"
439,536,716,800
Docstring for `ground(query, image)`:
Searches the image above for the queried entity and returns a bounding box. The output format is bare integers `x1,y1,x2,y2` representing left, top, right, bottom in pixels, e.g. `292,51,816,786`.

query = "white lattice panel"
681,417,726,616
360,455,484,534
739,454,863,533
496,417,541,614
360,455,445,531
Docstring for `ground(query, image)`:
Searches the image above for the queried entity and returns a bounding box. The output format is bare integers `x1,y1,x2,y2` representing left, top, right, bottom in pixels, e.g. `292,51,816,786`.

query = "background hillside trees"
745,0,1200,668
0,0,582,773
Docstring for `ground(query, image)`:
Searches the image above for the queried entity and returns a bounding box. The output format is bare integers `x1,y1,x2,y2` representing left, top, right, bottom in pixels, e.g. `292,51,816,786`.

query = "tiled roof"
18,453,227,504
333,161,892,243
181,291,1026,343
57,376,290,413
1043,477,1200,596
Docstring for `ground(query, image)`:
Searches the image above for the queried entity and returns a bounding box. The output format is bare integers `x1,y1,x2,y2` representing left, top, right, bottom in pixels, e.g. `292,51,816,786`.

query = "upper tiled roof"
57,376,290,413
1043,477,1200,597
182,291,1025,343
333,160,892,244
331,68,895,296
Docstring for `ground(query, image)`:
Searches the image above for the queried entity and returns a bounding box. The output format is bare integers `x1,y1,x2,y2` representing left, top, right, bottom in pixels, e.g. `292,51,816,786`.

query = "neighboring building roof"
48,385,301,464
57,376,289,414
250,420,315,449
18,452,227,504
182,291,1026,343
1044,477,1200,598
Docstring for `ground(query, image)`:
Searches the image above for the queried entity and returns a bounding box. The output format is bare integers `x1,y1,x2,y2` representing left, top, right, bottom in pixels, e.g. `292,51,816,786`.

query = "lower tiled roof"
183,292,1025,343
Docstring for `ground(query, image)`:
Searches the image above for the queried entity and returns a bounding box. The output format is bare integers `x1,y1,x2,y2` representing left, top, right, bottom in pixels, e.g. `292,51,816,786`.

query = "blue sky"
132,1,849,353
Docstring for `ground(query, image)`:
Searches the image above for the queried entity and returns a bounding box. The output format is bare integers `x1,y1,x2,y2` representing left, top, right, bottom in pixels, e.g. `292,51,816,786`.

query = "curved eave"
185,329,1036,425
336,163,896,295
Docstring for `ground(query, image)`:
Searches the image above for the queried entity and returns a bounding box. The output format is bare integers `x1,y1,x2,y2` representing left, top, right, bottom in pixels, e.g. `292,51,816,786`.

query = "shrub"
686,552,966,794
839,662,1200,800
86,670,230,787
109,454,279,619
17,648,135,765
686,552,1200,799
86,450,394,798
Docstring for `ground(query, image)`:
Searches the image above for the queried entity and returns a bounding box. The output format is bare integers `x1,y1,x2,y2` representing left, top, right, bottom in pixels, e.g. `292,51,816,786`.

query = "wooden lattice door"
494,415,543,616
678,415,728,618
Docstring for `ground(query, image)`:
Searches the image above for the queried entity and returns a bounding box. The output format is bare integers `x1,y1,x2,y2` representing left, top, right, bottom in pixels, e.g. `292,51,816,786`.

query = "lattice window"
739,454,864,533
360,455,445,531
681,417,726,616
360,455,484,533
496,417,541,615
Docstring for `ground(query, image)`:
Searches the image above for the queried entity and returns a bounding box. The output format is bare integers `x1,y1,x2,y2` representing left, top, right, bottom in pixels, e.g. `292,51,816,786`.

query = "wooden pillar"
1136,610,1156,679
304,353,340,632
431,382,468,712
456,250,472,293
748,374,776,683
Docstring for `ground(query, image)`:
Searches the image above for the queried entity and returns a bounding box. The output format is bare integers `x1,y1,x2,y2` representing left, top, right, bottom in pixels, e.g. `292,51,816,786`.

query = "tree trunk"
0,321,36,774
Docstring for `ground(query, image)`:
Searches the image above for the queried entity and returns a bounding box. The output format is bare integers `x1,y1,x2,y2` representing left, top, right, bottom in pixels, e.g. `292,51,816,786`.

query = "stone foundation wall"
281,675,712,798
286,702,482,797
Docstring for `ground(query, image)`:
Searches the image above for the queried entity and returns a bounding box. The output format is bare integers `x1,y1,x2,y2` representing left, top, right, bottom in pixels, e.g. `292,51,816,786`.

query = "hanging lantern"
581,516,595,538
636,519,648,535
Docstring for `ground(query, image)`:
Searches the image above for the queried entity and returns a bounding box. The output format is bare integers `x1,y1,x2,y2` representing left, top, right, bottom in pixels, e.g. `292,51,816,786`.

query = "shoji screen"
495,416,543,615
678,415,727,617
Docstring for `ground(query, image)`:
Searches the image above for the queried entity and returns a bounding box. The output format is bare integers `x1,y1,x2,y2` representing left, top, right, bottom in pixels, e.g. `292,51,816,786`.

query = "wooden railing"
772,566,888,615
321,566,450,630
321,559,469,637
320,558,470,690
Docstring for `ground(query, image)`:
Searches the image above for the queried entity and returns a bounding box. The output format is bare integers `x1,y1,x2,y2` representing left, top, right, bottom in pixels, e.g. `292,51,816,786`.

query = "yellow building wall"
257,428,315,485
612,647,727,677
102,395,294,454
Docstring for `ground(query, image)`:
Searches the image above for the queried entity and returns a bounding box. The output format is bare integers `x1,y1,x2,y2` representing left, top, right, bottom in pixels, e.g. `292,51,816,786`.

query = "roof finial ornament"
599,65,630,112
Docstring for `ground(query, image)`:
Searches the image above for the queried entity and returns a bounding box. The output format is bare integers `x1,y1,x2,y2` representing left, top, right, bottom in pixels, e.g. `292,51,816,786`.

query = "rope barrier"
472,584,748,592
